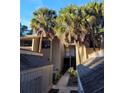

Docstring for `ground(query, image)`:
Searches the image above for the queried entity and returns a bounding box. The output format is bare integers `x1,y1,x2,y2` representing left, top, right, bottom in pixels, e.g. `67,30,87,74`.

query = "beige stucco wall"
20,39,39,52
86,48,100,59
76,46,103,65
75,44,87,65
51,38,64,73
20,35,41,52
32,38,40,52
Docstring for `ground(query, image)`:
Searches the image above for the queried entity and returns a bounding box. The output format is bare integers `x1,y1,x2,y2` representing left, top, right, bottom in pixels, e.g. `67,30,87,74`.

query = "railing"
20,65,53,93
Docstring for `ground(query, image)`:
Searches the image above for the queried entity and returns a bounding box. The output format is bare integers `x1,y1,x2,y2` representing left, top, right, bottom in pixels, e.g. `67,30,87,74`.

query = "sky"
20,0,101,29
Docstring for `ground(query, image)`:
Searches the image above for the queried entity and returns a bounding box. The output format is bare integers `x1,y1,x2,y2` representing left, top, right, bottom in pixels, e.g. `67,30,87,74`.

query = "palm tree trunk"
91,26,96,51
85,19,96,51
69,30,71,43
38,34,43,53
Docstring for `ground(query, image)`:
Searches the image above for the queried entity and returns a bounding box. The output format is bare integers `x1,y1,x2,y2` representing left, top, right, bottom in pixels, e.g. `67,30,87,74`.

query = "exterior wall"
20,65,53,93
20,35,41,52
20,46,32,51
20,35,52,53
86,48,101,59
20,40,32,51
75,45,80,66
42,48,50,62
76,47,102,65
40,39,51,62
59,41,65,72
87,49,104,58
32,38,40,52
76,44,87,65
51,38,64,73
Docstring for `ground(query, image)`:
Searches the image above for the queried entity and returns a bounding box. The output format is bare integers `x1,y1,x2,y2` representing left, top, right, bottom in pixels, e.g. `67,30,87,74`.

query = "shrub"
67,67,77,77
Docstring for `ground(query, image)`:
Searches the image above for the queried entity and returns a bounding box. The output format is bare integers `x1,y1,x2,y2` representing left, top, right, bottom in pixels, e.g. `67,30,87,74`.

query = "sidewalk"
57,72,70,86
52,72,78,93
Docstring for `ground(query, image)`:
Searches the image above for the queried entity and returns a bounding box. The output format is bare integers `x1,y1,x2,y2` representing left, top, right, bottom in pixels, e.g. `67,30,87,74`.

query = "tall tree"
20,23,28,36
30,8,57,52
29,1,104,63
54,2,104,64
83,1,104,49
54,4,87,65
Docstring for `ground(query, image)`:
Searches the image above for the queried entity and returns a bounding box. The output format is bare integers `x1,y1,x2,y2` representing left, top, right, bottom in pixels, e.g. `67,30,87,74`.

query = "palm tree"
29,1,104,64
54,4,79,66
30,8,57,52
79,1,104,61
54,2,104,64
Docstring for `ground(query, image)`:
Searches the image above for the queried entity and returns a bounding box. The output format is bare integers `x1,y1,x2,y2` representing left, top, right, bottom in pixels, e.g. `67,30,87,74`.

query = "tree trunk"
91,28,96,51
75,43,87,65
38,34,43,53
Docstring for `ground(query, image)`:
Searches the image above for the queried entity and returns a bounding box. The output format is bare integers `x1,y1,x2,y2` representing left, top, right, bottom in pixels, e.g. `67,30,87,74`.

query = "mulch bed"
48,89,59,93
67,76,78,87
70,90,78,93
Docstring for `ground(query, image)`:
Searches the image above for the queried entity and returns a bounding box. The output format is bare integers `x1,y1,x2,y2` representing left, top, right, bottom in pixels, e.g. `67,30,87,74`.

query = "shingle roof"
20,50,50,71
77,57,104,93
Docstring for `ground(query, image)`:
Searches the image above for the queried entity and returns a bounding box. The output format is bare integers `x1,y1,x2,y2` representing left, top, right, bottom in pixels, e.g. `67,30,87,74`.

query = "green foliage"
67,67,77,77
30,1,104,48
20,23,28,36
30,8,57,36
55,73,61,80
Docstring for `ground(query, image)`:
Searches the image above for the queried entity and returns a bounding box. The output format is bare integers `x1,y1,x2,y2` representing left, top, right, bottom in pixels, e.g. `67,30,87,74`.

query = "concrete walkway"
57,72,70,86
52,72,78,93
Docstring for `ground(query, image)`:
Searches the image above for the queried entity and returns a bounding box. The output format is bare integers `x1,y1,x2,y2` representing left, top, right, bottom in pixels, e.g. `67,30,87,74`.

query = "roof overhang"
20,35,41,40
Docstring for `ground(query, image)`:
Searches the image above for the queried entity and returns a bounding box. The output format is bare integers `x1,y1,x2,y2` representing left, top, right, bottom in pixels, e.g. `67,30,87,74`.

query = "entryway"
63,45,76,73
